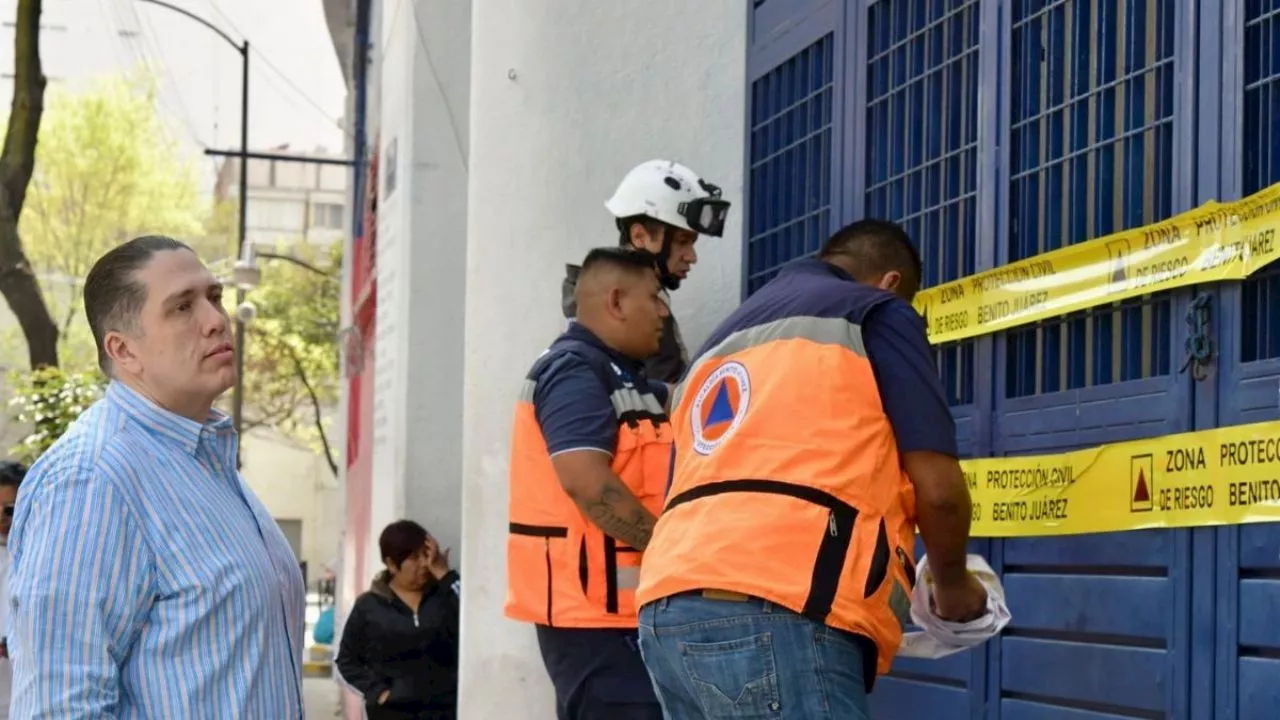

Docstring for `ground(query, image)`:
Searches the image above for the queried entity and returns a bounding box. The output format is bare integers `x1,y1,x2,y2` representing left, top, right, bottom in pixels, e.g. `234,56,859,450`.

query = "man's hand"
377,689,391,705
424,536,451,580
551,450,657,550
932,573,988,622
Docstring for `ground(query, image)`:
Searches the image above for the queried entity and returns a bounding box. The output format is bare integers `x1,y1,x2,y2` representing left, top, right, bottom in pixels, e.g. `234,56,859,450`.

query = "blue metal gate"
743,0,1280,717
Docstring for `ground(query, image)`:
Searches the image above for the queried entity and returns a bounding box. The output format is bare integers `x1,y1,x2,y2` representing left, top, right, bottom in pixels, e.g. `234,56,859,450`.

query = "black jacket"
562,263,690,383
336,570,461,717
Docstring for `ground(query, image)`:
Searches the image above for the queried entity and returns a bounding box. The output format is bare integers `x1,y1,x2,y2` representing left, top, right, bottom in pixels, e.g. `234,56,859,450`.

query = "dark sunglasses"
3,505,13,518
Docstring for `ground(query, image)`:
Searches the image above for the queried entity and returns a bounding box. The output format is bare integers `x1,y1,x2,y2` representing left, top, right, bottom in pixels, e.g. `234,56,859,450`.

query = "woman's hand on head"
424,536,451,579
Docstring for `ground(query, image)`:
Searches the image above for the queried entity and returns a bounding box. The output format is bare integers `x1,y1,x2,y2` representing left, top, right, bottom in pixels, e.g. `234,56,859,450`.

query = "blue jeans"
637,593,871,719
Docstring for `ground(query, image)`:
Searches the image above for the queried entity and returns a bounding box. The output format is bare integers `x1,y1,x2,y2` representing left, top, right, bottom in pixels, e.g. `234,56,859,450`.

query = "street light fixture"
233,241,263,291
234,242,340,290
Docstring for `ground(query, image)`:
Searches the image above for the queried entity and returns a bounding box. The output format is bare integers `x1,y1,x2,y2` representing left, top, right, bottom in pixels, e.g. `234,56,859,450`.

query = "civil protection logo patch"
690,361,751,455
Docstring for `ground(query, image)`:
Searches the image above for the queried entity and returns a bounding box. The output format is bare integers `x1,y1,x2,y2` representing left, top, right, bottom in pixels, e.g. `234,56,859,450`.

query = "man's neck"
116,376,214,425
574,317,644,362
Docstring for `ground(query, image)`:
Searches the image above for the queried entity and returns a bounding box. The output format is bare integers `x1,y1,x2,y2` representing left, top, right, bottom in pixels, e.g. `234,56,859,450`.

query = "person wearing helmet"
562,160,732,384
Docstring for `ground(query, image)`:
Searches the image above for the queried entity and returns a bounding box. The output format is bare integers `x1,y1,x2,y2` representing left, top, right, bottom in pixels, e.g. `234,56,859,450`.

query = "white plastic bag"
896,553,1011,659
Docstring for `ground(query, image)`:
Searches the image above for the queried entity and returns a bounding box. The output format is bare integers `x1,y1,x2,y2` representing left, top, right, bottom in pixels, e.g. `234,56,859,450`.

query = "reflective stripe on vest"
505,349,671,629
637,312,917,681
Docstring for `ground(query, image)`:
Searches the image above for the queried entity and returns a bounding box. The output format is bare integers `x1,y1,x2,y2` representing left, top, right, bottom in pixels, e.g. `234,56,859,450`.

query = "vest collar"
783,257,856,283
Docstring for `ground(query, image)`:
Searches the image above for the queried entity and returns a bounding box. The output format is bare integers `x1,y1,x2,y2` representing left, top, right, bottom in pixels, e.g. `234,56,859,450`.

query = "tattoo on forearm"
578,476,656,550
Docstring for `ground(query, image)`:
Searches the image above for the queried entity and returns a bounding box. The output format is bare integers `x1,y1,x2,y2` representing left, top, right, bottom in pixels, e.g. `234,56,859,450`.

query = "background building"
341,0,1280,718
214,145,350,249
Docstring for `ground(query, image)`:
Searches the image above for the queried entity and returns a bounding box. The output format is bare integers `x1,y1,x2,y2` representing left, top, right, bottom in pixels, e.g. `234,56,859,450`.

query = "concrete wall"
240,427,343,578
459,1,746,716
361,0,472,588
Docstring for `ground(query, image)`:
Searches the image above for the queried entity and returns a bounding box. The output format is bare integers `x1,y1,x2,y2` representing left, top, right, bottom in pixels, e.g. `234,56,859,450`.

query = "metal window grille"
745,35,835,295
865,0,979,407
1243,0,1280,362
1006,0,1175,397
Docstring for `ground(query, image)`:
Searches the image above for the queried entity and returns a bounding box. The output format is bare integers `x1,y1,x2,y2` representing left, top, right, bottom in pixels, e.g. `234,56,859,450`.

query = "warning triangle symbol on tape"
1133,468,1150,503
1112,257,1127,283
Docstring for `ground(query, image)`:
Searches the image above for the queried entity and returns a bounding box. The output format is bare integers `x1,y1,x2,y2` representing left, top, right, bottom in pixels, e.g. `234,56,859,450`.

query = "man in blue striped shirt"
7,236,306,718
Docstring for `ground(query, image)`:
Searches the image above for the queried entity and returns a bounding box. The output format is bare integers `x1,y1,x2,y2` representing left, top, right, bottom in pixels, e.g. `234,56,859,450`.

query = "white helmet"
604,160,730,238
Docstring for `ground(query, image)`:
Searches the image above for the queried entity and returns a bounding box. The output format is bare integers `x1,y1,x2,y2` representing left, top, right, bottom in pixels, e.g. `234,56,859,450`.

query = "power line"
132,3,208,147
202,0,351,140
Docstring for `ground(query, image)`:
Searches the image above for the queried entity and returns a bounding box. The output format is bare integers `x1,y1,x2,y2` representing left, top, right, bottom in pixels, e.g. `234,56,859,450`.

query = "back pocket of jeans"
679,632,781,718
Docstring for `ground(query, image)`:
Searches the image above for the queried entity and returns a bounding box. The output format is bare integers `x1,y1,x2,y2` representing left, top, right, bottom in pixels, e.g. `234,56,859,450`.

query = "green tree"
6,366,105,463
231,242,342,474
21,72,204,345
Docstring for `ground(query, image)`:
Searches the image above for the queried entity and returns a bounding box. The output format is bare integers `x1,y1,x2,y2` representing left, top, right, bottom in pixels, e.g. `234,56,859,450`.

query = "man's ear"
606,286,627,320
630,222,663,254
104,330,142,375
876,270,903,294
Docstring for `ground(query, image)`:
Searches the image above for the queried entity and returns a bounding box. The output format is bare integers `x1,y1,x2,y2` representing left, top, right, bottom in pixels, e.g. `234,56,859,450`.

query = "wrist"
930,563,970,589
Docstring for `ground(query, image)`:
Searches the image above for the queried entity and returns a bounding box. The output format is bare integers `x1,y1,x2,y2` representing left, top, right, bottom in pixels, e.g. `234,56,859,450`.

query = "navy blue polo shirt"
692,258,957,459
534,323,670,457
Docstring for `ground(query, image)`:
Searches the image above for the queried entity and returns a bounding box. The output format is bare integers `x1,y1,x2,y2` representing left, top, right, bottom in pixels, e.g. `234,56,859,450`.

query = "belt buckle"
701,589,751,602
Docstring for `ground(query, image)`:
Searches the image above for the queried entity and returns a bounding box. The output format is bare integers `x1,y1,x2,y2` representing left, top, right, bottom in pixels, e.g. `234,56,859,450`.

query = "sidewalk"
303,592,341,718
304,676,342,718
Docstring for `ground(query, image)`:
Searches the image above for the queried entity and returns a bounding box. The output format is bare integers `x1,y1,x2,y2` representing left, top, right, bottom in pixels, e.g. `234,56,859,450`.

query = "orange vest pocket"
614,421,674,514
505,525,567,625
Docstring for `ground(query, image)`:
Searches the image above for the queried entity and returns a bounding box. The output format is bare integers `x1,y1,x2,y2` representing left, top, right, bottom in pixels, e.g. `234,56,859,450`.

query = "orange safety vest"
505,333,672,629
636,264,919,680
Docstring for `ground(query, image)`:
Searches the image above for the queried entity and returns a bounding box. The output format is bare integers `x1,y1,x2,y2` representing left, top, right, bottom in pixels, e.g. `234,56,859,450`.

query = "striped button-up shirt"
6,382,305,718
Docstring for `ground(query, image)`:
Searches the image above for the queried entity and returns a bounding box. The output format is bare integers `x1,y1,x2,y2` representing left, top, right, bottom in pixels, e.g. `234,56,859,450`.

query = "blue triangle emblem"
704,382,736,427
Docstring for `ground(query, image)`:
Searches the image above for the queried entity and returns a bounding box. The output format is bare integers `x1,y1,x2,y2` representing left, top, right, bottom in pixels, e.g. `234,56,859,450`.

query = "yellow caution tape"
915,182,1280,345
963,419,1280,537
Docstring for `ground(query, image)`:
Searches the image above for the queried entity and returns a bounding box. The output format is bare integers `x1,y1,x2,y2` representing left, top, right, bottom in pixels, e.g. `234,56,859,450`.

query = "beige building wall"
240,425,344,584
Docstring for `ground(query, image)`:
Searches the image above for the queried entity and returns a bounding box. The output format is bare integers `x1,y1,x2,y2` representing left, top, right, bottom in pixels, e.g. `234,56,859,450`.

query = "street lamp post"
135,0,250,464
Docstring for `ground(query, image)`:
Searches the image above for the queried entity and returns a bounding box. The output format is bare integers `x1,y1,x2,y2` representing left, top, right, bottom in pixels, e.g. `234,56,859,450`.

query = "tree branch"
279,339,338,476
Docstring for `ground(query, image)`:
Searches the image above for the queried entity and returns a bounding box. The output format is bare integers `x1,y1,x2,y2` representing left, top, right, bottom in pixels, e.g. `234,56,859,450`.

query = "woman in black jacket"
337,520,461,719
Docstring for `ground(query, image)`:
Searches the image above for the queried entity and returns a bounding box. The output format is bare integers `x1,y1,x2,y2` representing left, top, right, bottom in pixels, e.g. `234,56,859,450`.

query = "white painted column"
398,0,472,553
368,0,472,575
460,1,747,716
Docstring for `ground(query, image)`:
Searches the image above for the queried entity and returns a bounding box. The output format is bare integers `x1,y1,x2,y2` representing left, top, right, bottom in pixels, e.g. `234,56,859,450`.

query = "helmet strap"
621,217,681,291
655,225,681,291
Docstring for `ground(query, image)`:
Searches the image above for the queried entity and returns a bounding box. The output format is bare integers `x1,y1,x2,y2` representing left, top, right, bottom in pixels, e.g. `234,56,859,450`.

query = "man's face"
631,225,699,281
0,485,16,538
617,268,671,358
109,249,236,408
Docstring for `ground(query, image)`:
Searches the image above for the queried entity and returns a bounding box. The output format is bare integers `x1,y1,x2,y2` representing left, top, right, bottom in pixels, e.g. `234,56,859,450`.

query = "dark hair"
819,219,923,299
616,215,664,247
379,519,428,571
580,245,662,277
0,461,26,489
83,235,194,374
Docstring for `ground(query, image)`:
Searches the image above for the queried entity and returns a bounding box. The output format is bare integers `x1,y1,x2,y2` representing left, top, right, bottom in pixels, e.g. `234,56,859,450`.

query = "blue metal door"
744,0,1280,717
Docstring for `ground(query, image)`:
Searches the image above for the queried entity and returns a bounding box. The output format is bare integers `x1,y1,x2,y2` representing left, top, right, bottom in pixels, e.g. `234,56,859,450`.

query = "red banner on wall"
341,144,378,718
